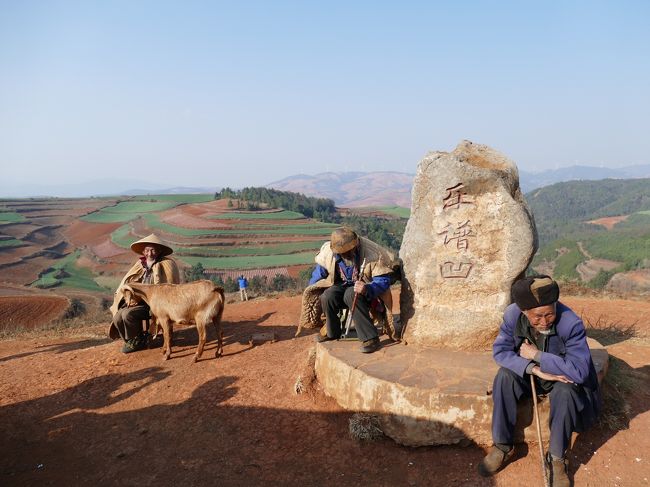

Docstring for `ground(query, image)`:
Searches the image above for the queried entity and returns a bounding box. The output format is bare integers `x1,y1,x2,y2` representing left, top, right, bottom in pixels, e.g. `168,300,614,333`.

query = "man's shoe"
122,338,138,354
122,335,147,354
478,445,514,477
360,337,381,353
549,456,570,487
315,334,337,343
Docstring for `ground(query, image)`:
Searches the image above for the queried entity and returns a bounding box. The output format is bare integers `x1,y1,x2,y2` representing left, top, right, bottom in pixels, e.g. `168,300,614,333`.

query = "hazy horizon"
2,2,649,189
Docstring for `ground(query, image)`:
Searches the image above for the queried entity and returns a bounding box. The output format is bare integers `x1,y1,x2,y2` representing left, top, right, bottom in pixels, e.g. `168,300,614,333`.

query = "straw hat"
130,233,173,256
330,227,359,254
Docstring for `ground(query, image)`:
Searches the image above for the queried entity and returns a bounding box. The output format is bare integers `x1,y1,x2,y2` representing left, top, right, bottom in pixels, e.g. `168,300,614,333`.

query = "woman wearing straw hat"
108,233,180,353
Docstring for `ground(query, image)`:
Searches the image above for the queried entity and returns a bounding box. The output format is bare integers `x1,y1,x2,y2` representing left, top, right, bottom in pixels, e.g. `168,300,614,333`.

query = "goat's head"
120,284,141,307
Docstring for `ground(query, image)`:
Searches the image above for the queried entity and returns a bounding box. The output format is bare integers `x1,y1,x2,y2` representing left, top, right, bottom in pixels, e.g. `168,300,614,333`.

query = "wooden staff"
530,373,550,487
342,258,366,339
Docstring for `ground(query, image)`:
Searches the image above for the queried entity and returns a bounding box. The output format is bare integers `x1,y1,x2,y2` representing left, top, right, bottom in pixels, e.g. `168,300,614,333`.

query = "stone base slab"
315,338,607,447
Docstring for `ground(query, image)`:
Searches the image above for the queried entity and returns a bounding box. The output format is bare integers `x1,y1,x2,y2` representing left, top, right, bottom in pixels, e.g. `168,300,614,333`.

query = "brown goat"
120,280,225,362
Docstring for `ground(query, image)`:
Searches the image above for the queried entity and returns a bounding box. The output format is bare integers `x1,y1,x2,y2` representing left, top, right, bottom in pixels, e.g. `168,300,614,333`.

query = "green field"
141,214,335,237
0,238,24,248
131,194,215,203
81,201,179,223
180,252,315,269
31,251,108,291
0,211,26,224
176,240,322,257
111,224,136,248
215,210,305,220
377,206,410,218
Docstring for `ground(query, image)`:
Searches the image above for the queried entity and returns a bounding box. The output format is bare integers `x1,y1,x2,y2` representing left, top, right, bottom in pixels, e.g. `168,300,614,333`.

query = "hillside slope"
527,178,650,291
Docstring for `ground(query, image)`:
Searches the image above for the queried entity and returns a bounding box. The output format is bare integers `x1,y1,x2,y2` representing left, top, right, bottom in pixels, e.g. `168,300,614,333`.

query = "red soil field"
65,221,122,248
0,246,34,266
1,293,648,486
0,256,61,286
91,240,129,259
0,223,43,239
0,295,69,330
158,208,229,229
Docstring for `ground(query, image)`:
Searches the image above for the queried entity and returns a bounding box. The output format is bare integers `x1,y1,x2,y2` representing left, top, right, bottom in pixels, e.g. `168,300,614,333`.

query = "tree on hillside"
184,262,206,282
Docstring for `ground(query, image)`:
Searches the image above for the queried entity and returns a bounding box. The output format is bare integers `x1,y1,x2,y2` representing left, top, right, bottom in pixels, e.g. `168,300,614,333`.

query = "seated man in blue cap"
478,275,601,487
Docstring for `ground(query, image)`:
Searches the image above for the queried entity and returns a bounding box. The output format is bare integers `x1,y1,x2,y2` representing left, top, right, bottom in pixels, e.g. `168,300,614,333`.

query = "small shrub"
184,262,206,282
63,298,86,319
349,413,383,441
224,276,239,293
249,275,266,293
209,274,225,286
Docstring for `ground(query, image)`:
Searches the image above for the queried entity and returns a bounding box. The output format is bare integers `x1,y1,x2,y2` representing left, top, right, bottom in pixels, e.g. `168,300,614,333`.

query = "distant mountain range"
266,164,650,207
0,179,217,198
2,164,650,205
265,171,414,208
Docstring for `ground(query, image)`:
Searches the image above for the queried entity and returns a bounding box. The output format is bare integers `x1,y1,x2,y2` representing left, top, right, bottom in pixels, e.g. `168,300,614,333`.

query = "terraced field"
0,195,335,293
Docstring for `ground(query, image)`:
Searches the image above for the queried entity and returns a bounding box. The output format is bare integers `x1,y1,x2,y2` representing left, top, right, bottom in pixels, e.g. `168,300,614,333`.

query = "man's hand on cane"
521,339,574,384
531,366,574,384
353,280,366,295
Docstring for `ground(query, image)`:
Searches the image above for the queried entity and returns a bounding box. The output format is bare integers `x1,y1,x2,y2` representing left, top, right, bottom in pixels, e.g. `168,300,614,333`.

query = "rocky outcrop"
400,141,537,350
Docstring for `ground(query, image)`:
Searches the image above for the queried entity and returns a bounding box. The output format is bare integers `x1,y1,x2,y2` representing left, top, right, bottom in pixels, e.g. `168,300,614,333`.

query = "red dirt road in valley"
0,294,649,486
587,215,629,230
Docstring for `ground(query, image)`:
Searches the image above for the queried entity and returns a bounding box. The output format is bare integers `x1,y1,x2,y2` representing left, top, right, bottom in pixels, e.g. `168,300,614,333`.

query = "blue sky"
1,1,648,189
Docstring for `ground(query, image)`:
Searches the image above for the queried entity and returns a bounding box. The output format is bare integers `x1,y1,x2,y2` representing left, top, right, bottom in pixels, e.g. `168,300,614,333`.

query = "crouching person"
308,227,397,354
108,234,180,353
478,275,601,486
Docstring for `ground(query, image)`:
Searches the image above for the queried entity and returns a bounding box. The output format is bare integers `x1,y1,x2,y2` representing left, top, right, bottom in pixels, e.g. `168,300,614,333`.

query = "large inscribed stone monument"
400,140,537,350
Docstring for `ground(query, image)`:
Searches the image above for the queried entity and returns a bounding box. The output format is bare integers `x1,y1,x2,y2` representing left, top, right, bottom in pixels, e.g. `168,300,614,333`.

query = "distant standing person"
238,275,249,301
108,234,180,353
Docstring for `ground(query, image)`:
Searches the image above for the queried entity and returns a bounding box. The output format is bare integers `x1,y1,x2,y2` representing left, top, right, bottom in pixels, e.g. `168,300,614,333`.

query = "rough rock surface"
315,338,608,447
400,140,537,350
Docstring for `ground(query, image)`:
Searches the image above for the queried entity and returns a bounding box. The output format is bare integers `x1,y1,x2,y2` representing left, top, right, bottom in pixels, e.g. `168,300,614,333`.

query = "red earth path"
0,294,649,486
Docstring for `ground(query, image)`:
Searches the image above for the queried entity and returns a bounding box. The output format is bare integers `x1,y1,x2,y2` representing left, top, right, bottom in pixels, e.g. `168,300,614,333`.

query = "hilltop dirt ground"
1,293,649,486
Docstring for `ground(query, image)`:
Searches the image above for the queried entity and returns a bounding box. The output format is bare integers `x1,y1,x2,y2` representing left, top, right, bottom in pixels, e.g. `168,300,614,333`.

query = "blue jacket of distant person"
238,276,248,290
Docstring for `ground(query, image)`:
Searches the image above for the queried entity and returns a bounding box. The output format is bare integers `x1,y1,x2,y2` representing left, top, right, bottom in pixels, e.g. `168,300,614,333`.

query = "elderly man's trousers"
491,367,594,458
112,305,150,340
320,284,378,342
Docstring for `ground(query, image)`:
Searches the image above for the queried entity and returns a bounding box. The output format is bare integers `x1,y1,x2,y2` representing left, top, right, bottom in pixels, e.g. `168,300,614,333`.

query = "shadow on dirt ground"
0,366,497,487
0,337,112,364
570,360,650,478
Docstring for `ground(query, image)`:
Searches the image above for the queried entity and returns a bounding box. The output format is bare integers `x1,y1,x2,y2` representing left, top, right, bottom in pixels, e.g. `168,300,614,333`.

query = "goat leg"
194,321,207,363
161,319,172,361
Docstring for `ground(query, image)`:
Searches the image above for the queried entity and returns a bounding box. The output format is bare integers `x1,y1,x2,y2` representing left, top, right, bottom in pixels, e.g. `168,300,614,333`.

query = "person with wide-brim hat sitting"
108,234,180,353
302,227,400,353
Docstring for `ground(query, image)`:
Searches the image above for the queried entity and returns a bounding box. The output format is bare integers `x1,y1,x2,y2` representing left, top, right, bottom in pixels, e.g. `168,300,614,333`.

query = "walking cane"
341,258,366,339
530,373,550,487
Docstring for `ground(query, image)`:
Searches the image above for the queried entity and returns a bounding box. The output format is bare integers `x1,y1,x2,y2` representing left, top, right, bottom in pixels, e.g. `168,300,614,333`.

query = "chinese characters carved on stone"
439,182,475,280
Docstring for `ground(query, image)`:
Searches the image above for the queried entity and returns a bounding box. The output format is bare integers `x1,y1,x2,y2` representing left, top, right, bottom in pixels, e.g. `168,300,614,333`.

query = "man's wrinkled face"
523,303,557,331
143,245,158,260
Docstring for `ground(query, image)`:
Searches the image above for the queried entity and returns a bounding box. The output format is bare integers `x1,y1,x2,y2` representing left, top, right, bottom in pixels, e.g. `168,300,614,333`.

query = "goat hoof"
193,355,199,363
